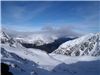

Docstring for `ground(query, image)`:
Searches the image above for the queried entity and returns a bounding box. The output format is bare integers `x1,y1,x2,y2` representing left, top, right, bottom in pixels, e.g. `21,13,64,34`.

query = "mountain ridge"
53,33,100,56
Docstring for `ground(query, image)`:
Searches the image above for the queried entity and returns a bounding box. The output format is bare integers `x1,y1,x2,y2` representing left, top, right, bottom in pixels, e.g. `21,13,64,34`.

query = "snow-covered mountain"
15,33,58,46
0,31,11,43
2,28,59,46
0,31,23,48
53,33,100,56
2,27,78,47
1,30,74,53
1,31,100,75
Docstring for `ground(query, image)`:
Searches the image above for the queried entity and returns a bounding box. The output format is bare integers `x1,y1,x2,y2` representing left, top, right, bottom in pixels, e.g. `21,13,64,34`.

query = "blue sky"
1,1,100,33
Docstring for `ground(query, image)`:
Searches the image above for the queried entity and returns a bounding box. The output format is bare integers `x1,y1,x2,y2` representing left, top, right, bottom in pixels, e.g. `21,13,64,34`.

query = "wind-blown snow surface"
1,31,100,75
53,33,100,56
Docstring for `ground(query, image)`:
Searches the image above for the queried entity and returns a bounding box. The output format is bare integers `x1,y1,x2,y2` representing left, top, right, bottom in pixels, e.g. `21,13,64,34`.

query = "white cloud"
41,26,81,38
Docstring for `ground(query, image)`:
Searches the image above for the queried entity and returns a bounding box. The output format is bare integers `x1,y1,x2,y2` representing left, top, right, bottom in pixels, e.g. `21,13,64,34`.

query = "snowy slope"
1,44,60,75
1,31,100,75
53,33,100,56
1,44,100,75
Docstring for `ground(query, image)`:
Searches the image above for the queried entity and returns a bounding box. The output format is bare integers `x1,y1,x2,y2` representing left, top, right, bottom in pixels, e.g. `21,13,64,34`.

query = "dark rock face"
1,63,13,75
21,37,74,53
